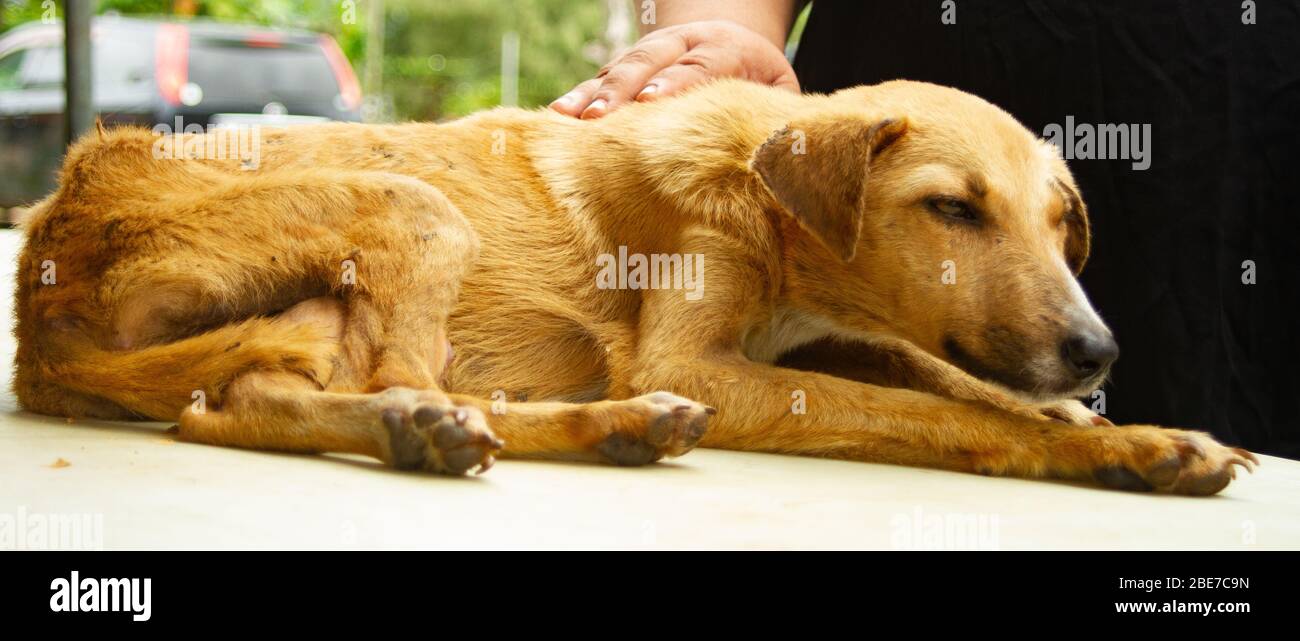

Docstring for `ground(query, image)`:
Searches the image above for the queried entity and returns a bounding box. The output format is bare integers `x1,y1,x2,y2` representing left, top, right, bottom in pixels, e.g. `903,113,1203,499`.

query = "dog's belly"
436,208,635,404
441,311,618,403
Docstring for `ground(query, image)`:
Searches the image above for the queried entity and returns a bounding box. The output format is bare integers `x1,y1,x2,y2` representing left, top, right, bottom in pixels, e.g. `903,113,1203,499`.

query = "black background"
795,0,1300,458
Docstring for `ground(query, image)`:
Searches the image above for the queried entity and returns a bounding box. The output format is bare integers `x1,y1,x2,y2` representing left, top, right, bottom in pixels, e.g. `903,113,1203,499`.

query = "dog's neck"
531,79,807,229
530,81,866,354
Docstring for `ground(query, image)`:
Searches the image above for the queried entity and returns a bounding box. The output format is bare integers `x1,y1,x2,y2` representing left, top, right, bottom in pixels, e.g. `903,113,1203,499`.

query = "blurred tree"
2,0,619,121
382,0,610,120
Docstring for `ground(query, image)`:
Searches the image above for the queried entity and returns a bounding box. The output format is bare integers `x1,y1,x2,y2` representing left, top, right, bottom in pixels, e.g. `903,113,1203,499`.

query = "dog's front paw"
1035,399,1112,426
378,388,504,475
1078,426,1258,495
594,391,714,465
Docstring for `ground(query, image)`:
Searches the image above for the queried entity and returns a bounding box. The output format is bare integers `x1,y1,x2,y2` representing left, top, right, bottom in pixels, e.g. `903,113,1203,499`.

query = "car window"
0,34,151,89
18,45,63,89
189,40,340,104
0,49,25,90
94,32,154,99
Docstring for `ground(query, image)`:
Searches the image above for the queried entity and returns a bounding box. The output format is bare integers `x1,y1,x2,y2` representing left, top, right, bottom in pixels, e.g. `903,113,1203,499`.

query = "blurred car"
0,15,362,208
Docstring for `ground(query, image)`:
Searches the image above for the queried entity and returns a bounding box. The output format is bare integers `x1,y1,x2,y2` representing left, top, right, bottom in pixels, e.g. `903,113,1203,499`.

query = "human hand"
550,20,799,119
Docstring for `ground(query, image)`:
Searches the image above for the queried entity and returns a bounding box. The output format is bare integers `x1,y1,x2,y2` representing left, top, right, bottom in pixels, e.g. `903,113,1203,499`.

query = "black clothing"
794,1,1300,457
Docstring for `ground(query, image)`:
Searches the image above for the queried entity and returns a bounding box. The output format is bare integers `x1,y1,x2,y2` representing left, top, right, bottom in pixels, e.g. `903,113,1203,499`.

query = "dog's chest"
742,308,839,363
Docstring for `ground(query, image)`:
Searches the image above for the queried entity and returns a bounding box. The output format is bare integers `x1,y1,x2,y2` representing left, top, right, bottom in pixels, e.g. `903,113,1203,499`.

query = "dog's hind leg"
178,371,505,474
450,392,714,465
107,168,478,394
180,375,716,472
174,297,504,474
311,173,479,394
175,299,711,471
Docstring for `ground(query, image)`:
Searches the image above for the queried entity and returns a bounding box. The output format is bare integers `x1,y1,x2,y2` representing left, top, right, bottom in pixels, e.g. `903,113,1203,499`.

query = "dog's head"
752,80,1115,400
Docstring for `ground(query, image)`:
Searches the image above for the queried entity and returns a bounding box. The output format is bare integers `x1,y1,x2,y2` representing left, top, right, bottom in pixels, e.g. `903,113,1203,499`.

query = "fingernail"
550,93,576,108
581,98,608,119
637,83,659,100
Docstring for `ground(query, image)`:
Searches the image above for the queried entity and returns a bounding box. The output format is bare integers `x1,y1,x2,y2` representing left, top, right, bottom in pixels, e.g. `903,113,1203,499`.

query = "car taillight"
320,35,362,112
244,32,283,48
155,24,190,107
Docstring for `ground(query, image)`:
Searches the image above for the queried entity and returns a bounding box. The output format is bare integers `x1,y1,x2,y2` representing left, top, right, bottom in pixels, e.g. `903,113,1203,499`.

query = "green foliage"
380,0,607,120
1,0,613,120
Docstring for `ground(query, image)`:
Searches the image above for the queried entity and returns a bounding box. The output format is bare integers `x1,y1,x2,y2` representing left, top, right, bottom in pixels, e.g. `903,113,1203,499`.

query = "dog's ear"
1054,177,1090,274
751,116,908,262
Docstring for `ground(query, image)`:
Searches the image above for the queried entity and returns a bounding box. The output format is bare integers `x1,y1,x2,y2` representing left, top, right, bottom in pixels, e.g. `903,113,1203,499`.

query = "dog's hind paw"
378,388,504,475
594,392,714,465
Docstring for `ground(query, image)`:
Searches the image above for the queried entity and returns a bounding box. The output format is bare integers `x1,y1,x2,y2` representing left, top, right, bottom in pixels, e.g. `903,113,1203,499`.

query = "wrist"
639,1,795,51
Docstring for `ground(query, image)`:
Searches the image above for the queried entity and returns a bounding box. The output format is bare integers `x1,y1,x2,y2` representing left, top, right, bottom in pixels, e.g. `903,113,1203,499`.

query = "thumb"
770,69,801,94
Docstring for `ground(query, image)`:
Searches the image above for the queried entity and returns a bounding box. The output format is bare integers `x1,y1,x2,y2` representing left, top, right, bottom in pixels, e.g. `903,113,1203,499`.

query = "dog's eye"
929,197,978,223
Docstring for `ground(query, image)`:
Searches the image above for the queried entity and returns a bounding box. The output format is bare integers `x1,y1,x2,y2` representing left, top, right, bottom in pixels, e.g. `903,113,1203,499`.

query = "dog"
12,79,1257,494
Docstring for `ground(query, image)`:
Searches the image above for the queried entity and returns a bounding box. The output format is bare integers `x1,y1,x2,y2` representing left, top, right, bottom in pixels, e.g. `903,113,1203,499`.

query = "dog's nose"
1061,331,1119,379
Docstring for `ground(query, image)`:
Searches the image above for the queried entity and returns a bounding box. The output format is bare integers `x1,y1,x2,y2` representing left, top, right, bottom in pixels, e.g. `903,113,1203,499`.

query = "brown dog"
13,79,1256,494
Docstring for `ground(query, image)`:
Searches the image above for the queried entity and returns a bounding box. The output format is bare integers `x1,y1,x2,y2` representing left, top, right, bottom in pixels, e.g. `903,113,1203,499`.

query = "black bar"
0,551,1289,629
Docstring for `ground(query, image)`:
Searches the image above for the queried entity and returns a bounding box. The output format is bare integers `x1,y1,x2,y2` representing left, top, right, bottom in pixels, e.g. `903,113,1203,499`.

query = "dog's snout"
1061,330,1118,379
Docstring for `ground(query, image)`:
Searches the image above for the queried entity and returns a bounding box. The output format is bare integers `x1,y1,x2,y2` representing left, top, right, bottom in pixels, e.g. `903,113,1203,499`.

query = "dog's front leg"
637,352,1254,494
778,336,1111,426
631,254,1253,496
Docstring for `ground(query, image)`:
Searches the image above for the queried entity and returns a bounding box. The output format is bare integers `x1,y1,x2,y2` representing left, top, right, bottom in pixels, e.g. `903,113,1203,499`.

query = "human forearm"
638,0,801,50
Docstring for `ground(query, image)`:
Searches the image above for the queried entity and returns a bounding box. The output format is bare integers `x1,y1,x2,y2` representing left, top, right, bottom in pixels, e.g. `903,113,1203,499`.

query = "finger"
769,67,801,94
636,60,715,102
581,37,686,119
549,78,602,117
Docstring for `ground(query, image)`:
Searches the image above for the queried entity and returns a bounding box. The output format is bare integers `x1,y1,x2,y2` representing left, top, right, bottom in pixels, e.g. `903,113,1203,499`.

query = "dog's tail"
26,316,335,421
